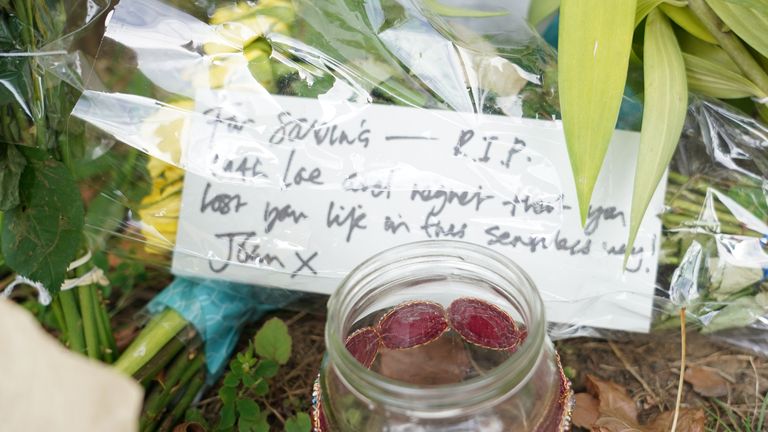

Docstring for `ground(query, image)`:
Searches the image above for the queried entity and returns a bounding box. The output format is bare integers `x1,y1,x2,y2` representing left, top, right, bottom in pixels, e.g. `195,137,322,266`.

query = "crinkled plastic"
7,0,768,352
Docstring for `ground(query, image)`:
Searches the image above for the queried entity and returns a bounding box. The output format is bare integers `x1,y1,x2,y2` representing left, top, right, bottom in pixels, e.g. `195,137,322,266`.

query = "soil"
195,305,768,432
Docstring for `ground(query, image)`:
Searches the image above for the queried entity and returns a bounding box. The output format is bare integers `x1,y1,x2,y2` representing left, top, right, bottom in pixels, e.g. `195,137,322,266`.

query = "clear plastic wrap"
11,0,768,348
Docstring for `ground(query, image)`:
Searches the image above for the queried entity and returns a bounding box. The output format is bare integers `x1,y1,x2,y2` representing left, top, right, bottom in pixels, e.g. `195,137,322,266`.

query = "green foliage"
528,0,560,26
543,0,768,259
1,158,84,292
253,317,292,365
627,9,688,261
707,394,768,431
214,318,306,432
0,144,26,210
283,413,311,432
558,0,637,223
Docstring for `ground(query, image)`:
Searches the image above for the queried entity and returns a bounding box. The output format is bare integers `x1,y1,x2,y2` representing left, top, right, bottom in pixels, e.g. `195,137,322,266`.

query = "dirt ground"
193,307,768,432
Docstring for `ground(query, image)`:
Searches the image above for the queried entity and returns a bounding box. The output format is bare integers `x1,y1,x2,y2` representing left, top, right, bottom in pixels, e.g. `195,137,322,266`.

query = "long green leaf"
529,0,561,26
706,0,768,58
724,0,768,14
678,31,741,73
659,4,719,43
626,9,688,263
636,0,687,26
559,0,637,224
421,0,507,17
684,52,766,98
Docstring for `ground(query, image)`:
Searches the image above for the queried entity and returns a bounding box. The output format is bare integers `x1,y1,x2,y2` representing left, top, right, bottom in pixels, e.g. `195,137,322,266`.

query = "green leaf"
421,0,507,17
253,318,292,365
528,0,560,26
0,143,26,211
253,359,279,379
219,401,237,429
284,413,312,432
0,57,32,111
242,374,258,388
1,159,84,292
706,0,768,58
636,0,687,27
659,4,718,43
702,296,768,333
627,10,688,261
219,386,237,404
223,372,241,387
724,0,768,14
252,378,269,396
558,0,637,224
677,31,741,73
236,399,261,422
683,52,765,98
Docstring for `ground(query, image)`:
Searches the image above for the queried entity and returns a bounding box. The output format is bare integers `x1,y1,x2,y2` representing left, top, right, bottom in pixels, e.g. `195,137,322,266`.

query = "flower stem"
113,308,188,376
157,371,206,432
58,289,86,355
134,328,199,386
141,348,205,432
92,287,117,362
78,284,100,360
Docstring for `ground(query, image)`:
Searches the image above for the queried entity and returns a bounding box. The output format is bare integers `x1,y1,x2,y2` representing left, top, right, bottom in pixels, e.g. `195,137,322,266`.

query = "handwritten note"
172,90,665,332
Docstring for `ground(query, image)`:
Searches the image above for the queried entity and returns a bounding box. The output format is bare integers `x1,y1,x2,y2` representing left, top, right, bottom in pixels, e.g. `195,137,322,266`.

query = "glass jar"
312,240,573,432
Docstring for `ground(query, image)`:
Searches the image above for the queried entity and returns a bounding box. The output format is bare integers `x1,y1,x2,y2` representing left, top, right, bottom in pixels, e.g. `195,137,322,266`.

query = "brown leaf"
586,374,639,422
572,393,600,429
648,408,706,432
593,416,643,431
684,366,730,397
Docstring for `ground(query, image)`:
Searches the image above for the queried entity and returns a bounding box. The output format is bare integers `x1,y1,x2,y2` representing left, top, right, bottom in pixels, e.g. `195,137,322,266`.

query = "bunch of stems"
663,171,760,235
114,309,206,431
50,256,117,362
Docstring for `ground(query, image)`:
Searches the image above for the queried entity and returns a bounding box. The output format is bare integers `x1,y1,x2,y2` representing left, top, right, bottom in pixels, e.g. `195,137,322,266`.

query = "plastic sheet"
6,0,768,350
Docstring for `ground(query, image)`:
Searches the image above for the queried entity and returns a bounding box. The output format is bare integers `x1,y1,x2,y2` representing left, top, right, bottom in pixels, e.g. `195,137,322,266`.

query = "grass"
706,393,768,432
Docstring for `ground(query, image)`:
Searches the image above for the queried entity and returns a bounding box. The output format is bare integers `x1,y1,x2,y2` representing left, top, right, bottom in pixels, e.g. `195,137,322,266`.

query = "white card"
171,90,664,333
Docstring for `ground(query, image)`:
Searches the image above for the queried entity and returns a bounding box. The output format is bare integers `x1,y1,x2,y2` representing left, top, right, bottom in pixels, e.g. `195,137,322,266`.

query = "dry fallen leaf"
578,374,705,431
572,393,600,428
648,408,707,432
684,365,730,397
0,298,143,432
586,374,639,422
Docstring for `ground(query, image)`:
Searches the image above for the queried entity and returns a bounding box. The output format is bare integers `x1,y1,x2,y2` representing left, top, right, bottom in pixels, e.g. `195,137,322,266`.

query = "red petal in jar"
448,298,523,350
345,327,381,368
376,301,449,350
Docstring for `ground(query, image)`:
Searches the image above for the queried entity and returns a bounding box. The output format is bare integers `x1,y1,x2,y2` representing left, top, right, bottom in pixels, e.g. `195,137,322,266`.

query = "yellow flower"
138,1,296,255
138,158,184,255
137,99,193,255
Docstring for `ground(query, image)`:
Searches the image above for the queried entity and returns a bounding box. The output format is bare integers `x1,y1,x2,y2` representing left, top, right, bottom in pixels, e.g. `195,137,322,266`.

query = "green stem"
77,284,100,360
50,296,67,338
92,286,117,362
157,372,206,432
134,328,199,386
141,350,205,432
58,289,86,355
113,308,188,376
688,0,768,95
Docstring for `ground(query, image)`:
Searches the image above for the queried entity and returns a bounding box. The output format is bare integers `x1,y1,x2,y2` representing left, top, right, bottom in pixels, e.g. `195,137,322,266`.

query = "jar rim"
325,240,547,415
